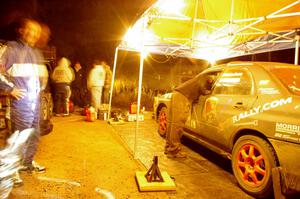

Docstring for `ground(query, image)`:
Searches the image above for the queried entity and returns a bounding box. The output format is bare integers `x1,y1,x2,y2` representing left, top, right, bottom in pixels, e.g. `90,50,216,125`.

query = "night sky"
0,0,155,66
0,0,295,74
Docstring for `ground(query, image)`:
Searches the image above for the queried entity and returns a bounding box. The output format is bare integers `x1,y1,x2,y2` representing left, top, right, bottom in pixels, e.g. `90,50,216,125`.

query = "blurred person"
101,61,112,104
71,61,87,108
34,22,54,136
0,18,49,185
35,22,51,90
164,73,215,158
51,57,74,116
35,22,51,49
87,59,106,116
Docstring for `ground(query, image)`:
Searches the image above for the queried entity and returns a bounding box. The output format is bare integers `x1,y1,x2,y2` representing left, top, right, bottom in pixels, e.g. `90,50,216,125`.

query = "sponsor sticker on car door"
204,97,218,123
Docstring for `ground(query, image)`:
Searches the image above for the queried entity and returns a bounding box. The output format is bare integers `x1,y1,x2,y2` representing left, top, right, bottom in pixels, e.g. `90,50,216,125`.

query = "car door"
193,67,258,149
185,70,221,135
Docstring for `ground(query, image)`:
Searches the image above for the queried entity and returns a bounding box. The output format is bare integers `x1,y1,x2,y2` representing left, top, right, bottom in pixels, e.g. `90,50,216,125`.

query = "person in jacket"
51,57,74,116
0,18,49,185
164,73,215,158
71,61,87,108
101,61,112,104
87,60,106,115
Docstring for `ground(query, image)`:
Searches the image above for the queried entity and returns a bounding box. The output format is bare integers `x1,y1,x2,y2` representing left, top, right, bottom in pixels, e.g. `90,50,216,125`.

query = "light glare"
156,0,185,15
123,18,159,50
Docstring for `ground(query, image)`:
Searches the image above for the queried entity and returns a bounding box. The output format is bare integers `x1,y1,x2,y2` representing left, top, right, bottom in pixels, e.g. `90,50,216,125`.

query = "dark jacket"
175,73,213,101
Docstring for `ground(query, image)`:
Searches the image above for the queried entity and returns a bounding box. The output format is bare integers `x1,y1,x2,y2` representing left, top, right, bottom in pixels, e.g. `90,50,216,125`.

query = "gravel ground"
5,111,254,199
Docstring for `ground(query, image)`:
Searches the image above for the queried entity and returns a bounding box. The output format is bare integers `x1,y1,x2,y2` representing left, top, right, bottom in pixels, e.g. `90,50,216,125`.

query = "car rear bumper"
269,139,300,194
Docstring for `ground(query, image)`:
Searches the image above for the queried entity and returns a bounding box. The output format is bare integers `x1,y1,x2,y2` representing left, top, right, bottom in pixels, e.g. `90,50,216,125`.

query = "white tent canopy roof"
119,0,300,61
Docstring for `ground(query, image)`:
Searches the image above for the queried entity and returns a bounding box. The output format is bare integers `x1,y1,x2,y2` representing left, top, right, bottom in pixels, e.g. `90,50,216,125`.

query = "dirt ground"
8,113,171,199
3,109,299,198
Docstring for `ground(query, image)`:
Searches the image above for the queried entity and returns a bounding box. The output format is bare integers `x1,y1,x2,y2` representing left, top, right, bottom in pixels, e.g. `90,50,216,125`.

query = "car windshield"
271,67,300,96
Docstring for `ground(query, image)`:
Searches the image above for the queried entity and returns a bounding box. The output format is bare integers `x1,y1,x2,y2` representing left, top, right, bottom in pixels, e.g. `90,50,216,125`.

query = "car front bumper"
270,139,300,194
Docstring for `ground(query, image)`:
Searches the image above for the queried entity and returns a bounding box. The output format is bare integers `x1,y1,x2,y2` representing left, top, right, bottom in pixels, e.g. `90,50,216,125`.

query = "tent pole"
230,0,234,21
295,31,300,65
134,52,144,159
108,47,119,120
191,0,199,48
229,0,234,34
134,15,146,159
236,1,300,35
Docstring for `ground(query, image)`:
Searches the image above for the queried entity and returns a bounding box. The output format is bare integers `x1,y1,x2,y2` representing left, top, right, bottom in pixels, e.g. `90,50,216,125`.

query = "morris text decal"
276,123,300,135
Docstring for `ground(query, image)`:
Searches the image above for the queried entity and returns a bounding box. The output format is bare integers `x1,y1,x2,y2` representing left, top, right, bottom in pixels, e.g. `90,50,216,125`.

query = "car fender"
229,125,270,153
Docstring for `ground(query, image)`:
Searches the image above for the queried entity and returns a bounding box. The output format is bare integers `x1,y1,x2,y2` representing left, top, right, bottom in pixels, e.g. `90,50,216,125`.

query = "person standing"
101,61,112,105
51,57,74,116
164,73,215,158
71,61,87,108
0,18,48,183
87,60,106,116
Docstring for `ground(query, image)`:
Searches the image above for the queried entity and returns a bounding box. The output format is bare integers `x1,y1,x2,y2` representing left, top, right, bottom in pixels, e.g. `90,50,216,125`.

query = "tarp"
119,0,300,62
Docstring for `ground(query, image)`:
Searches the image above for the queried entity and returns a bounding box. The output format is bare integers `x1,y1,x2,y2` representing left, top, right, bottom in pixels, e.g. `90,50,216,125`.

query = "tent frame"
108,0,300,158
119,0,300,60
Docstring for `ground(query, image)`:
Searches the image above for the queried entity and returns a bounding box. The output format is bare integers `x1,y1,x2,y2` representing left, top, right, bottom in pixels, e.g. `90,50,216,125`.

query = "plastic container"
86,106,97,122
129,102,137,114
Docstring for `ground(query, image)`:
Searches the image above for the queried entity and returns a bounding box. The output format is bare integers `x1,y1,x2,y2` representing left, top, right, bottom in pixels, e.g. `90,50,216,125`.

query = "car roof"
206,61,299,72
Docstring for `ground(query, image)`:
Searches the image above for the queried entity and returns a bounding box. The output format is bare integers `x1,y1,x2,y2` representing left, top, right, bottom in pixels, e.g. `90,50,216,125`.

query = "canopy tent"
108,0,300,158
119,0,300,62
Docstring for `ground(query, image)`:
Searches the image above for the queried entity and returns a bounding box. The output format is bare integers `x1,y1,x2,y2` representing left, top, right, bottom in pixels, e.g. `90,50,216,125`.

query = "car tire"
40,96,49,121
49,95,53,118
232,135,278,198
157,107,167,137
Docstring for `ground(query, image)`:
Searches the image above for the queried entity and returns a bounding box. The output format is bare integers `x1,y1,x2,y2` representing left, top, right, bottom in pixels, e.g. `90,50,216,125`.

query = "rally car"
156,61,300,198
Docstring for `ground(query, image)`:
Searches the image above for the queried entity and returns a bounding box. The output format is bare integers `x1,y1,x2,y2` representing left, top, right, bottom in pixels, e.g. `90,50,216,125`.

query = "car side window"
201,71,221,94
213,68,252,95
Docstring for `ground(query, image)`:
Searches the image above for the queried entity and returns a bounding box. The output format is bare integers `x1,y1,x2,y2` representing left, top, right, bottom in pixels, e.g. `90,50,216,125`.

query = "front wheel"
157,107,167,137
232,135,278,198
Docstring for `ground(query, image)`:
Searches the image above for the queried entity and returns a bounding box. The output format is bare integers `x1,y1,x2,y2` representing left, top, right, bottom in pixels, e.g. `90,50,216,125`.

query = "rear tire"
157,107,167,137
232,135,277,198
49,95,53,118
40,95,49,121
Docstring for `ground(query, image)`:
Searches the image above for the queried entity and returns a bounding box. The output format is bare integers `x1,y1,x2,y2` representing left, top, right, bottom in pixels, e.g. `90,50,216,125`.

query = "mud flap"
272,167,300,198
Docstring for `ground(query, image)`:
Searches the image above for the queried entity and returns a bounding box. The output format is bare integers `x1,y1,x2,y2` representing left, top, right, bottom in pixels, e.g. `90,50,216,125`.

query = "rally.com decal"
232,97,292,123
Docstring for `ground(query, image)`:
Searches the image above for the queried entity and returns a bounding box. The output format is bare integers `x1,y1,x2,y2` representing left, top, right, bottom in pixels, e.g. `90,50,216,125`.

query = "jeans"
53,83,71,114
11,105,40,166
90,86,103,113
165,91,190,154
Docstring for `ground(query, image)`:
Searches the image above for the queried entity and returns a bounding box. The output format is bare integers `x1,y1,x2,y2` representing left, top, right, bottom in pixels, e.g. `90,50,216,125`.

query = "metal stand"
144,156,164,182
135,155,175,191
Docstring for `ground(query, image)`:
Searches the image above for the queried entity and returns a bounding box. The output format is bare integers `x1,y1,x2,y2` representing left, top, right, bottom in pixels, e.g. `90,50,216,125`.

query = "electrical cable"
147,53,172,63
